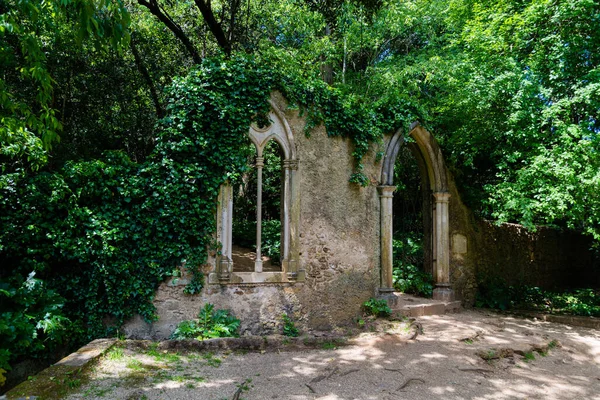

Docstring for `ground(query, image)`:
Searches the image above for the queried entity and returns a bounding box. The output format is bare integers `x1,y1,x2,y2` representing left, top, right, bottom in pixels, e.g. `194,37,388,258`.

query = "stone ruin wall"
123,94,599,339
123,95,381,339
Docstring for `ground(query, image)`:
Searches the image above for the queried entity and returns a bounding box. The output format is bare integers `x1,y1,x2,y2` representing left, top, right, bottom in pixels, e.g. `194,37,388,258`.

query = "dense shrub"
0,273,70,385
476,278,600,317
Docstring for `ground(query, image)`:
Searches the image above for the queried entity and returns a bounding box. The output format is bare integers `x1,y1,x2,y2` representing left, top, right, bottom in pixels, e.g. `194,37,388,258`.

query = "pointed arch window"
212,102,301,284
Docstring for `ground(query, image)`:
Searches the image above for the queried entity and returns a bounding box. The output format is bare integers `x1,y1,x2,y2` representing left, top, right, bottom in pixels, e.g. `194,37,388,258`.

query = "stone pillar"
287,160,299,281
217,184,233,283
282,159,297,281
255,156,264,273
432,192,453,300
378,186,395,293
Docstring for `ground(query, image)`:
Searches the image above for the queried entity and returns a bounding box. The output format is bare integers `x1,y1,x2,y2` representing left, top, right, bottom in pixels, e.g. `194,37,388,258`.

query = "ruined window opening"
231,140,284,273
212,102,302,284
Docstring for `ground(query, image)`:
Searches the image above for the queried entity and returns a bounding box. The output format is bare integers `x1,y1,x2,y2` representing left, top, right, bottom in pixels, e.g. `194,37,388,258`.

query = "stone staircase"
382,293,462,317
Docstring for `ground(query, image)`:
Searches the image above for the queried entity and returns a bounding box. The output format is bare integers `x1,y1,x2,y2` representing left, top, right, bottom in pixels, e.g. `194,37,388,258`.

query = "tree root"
397,378,425,391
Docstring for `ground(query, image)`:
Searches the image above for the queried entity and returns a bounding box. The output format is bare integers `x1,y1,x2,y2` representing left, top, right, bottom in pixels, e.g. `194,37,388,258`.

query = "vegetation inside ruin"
392,144,434,297
1,0,599,387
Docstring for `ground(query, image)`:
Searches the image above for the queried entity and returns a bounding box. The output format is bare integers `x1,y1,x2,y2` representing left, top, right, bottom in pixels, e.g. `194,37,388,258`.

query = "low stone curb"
4,339,117,400
511,310,600,329
124,335,349,353
3,335,351,399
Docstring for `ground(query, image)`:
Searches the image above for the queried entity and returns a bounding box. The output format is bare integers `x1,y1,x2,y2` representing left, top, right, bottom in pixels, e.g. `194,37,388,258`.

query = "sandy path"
67,310,600,400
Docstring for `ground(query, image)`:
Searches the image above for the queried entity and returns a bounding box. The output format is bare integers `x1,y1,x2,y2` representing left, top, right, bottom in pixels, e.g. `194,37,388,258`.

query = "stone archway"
379,122,453,300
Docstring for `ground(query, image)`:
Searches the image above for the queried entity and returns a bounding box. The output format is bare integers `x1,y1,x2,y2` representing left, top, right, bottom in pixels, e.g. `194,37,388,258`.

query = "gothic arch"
378,122,454,300
214,98,300,284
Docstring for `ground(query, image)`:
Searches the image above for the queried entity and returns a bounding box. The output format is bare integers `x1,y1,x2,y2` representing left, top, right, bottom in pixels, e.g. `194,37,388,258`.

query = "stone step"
381,293,462,318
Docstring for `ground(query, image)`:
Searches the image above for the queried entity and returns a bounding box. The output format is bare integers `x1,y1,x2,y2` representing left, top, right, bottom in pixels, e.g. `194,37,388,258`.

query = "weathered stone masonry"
123,93,599,339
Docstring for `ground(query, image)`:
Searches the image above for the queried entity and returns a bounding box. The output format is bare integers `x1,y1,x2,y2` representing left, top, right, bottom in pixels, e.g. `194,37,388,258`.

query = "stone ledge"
124,335,349,353
396,301,462,317
382,293,462,318
4,339,117,400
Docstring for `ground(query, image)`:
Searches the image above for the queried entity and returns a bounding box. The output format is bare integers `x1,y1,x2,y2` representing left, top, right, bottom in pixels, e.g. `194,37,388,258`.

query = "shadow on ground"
65,310,600,400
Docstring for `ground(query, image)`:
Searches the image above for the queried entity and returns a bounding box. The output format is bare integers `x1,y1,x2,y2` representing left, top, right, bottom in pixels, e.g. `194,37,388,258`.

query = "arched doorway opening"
379,123,453,300
391,143,434,297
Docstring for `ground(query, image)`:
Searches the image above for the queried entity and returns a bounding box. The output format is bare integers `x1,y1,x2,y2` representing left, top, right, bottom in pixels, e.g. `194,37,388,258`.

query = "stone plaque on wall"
452,233,468,254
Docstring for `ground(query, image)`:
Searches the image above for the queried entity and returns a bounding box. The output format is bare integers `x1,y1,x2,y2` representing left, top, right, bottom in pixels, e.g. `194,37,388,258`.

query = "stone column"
255,156,264,273
217,184,233,283
378,186,395,293
287,160,299,281
432,192,453,300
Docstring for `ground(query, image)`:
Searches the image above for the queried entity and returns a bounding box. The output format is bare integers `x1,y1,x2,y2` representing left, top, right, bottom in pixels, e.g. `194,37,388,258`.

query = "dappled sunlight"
64,310,600,399
428,385,457,395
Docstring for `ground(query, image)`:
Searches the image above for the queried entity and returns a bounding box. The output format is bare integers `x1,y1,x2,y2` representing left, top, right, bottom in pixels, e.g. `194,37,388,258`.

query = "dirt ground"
66,310,600,400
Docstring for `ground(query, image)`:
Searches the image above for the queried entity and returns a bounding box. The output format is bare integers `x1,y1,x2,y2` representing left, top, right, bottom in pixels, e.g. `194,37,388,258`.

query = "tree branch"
193,0,232,55
137,0,202,63
130,36,164,118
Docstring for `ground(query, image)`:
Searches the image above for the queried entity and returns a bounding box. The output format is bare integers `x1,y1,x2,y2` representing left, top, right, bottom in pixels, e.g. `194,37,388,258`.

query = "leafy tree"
0,0,130,170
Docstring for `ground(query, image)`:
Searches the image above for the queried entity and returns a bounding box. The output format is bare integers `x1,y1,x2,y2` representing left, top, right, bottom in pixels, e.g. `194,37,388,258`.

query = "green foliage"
0,0,130,170
171,304,241,340
476,278,600,317
0,272,70,378
0,56,273,347
392,236,433,298
281,313,299,337
362,298,392,318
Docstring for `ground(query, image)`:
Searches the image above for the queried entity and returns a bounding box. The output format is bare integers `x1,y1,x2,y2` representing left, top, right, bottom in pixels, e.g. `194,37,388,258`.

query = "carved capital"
433,191,451,203
377,185,396,199
283,159,298,170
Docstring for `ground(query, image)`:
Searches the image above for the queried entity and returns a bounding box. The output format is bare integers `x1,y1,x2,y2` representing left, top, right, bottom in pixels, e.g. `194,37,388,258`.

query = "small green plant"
282,313,299,337
523,352,535,362
321,341,337,350
63,376,82,389
363,298,392,318
107,346,125,361
171,303,240,340
203,352,222,368
126,358,143,371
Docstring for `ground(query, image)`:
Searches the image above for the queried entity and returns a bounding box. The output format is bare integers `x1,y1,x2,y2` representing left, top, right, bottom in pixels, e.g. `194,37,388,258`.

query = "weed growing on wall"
281,313,300,337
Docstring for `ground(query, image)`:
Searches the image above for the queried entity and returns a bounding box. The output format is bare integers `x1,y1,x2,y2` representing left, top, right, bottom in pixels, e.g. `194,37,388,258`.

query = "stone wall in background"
447,173,599,305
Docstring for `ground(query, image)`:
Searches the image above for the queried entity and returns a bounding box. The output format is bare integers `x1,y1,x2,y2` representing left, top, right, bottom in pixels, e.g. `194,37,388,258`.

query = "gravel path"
67,310,600,400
